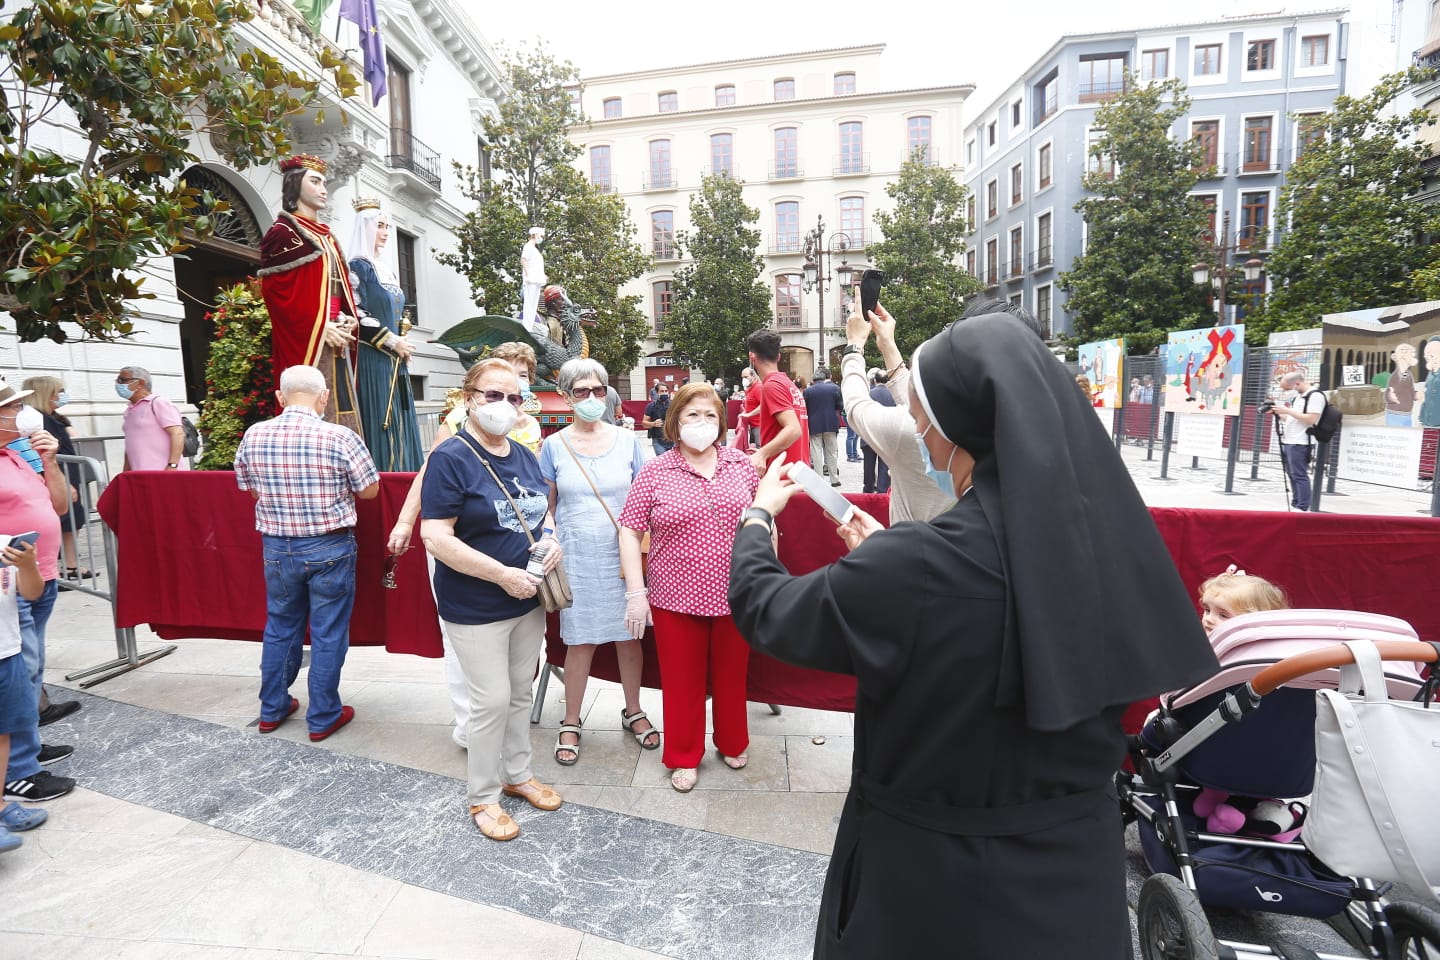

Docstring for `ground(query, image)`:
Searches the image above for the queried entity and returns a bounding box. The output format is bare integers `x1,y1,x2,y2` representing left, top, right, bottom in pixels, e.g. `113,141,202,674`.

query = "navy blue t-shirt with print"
421,430,549,625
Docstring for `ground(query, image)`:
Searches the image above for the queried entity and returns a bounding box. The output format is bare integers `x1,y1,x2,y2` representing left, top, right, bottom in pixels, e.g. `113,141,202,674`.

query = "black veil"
911,313,1217,732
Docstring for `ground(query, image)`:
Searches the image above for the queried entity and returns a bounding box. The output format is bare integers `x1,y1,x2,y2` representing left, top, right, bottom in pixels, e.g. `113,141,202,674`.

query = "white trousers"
521,282,546,339
428,553,471,744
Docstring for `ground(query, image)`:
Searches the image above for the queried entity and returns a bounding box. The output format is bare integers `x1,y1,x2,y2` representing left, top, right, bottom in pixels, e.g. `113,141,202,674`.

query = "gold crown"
279,154,328,174
352,196,381,212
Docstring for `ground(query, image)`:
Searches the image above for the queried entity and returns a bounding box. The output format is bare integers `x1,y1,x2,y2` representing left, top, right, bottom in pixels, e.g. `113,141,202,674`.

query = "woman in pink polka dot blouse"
618,382,759,792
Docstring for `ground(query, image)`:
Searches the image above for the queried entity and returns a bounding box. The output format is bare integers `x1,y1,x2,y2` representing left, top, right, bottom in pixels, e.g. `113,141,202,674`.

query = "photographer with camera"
1268,370,1325,511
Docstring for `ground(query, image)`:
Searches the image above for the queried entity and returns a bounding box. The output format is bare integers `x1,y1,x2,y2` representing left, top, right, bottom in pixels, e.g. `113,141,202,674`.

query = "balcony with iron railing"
643,169,677,191
594,179,616,194
775,308,809,330
653,241,679,261
1191,155,1227,178
768,233,803,255
769,162,804,181
1036,96,1058,124
1029,246,1054,272
834,152,870,176
1230,153,1282,176
1005,259,1024,282
1078,80,1127,103
985,265,998,288
387,131,443,191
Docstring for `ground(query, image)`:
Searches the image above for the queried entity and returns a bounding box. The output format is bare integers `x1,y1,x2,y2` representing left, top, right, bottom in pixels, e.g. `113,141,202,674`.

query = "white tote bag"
1306,640,1439,900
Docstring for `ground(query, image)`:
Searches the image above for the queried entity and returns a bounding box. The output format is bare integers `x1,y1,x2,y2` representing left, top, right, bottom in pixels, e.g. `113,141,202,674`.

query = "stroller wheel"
1386,901,1440,960
1137,874,1219,960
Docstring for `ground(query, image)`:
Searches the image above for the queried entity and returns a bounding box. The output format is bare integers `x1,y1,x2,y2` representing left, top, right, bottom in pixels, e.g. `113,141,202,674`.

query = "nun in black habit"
727,311,1219,958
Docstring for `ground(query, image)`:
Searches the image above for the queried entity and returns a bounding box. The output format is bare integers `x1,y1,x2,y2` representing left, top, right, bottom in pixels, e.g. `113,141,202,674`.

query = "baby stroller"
1117,609,1440,960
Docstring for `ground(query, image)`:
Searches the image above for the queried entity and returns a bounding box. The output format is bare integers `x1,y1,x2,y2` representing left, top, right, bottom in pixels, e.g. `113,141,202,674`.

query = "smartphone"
2,531,39,564
785,462,855,524
860,269,884,318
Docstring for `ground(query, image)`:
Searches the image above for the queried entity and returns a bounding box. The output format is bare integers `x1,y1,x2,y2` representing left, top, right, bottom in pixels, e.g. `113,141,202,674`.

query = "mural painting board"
1319,302,1440,431
1077,337,1125,409
1164,324,1244,416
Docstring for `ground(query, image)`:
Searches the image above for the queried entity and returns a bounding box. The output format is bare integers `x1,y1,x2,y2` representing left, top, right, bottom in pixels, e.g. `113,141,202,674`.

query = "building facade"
962,9,1348,339
0,0,501,460
570,46,972,392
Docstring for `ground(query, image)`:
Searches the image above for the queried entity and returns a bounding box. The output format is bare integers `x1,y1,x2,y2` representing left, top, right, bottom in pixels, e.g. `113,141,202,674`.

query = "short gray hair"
120,365,153,389
279,364,326,397
557,358,608,395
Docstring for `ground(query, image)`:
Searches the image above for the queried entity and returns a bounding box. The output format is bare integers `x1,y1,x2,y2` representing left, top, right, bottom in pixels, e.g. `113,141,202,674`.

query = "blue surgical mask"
519,378,533,399
115,382,134,400
55,391,70,408
6,437,43,473
915,425,956,497
573,397,606,422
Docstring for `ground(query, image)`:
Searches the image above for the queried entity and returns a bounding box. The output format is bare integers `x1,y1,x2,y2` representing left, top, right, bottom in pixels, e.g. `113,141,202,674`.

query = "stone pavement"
2,433,1427,958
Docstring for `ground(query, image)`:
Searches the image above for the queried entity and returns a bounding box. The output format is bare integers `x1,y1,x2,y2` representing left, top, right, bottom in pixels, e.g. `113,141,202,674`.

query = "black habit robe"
729,494,1133,959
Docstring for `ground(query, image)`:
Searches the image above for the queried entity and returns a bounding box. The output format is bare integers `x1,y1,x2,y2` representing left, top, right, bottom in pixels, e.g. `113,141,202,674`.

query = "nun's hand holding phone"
836,508,883,552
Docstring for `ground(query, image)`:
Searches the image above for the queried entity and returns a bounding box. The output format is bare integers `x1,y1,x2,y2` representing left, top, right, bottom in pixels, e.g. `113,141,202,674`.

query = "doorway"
172,166,265,406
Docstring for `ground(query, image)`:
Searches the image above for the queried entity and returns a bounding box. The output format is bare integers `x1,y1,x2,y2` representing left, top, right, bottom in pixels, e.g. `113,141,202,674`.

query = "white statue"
520,226,547,339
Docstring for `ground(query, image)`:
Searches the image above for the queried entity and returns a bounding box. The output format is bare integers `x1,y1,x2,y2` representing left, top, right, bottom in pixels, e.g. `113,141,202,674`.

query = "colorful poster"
1077,337,1125,408
1319,302,1440,430
1163,324,1245,416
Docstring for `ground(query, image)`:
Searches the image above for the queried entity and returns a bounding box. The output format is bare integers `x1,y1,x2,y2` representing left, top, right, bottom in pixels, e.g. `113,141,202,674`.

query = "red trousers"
650,607,750,769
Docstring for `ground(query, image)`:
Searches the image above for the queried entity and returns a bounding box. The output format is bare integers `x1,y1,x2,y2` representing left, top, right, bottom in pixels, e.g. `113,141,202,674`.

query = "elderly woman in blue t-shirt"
420,358,564,842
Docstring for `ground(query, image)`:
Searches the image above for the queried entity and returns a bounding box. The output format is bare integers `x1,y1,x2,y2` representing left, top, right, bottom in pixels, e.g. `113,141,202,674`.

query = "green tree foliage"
1060,76,1213,352
196,281,278,469
1251,68,1440,339
439,45,651,374
0,0,356,343
866,155,981,360
662,174,772,380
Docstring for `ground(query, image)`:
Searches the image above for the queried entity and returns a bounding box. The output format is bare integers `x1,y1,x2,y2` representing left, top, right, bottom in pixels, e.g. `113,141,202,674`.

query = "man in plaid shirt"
235,365,380,742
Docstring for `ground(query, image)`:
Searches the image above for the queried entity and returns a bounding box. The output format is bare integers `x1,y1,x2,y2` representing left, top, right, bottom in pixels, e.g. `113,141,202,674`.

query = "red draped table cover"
98,473,1440,713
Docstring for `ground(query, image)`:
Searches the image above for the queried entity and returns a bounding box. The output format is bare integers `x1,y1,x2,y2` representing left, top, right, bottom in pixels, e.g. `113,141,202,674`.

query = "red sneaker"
258,697,299,734
309,705,355,742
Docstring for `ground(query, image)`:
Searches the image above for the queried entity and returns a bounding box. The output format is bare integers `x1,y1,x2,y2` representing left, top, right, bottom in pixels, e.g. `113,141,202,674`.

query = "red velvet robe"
258,212,367,435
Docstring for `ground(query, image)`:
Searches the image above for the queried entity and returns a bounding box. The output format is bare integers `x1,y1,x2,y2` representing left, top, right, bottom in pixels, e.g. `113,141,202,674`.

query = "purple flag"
340,0,387,106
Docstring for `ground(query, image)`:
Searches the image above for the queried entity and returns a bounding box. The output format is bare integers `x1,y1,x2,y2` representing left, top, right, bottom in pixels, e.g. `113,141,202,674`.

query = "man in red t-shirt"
743,329,810,474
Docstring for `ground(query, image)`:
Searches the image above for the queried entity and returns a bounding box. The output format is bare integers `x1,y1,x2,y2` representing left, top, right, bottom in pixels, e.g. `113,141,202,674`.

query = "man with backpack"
1271,370,1326,511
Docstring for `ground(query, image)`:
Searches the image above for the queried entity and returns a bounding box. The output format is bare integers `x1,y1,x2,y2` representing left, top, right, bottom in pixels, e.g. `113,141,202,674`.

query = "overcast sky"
466,0,1399,110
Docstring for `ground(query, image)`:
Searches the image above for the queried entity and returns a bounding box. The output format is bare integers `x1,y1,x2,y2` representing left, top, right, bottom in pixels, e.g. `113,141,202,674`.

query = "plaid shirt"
234,406,379,537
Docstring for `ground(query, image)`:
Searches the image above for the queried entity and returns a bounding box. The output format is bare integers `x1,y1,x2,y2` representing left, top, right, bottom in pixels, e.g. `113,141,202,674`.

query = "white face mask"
13,405,43,436
472,400,519,437
680,421,719,451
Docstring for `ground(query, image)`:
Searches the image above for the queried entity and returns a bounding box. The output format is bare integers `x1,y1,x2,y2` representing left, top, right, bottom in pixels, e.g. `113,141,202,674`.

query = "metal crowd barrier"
55,453,177,687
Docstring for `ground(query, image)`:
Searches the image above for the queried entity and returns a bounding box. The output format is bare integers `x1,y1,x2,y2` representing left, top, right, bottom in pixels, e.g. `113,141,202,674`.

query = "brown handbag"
558,431,649,581
458,432,572,612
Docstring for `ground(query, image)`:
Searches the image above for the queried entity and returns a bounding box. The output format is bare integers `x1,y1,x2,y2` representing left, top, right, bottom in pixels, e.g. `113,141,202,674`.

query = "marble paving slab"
47,692,826,960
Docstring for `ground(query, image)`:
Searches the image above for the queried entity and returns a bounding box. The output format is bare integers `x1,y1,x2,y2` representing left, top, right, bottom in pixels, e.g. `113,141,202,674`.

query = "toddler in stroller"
1119,600,1438,960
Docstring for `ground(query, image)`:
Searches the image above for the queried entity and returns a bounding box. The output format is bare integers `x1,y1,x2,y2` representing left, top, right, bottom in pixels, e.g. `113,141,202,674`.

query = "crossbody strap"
558,431,620,535
456,430,536,547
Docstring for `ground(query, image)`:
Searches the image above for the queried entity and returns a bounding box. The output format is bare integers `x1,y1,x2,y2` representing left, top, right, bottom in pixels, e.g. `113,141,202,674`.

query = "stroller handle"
1249,640,1437,696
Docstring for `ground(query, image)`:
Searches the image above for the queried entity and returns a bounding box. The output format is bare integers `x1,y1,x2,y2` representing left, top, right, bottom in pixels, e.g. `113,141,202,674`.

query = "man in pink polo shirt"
117,365,186,472
0,375,77,803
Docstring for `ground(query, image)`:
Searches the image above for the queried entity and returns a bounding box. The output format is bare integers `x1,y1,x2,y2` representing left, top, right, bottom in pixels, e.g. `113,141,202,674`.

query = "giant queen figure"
258,154,390,435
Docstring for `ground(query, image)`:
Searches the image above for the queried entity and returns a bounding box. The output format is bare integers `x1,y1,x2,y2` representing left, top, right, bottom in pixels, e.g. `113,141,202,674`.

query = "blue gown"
350,258,423,471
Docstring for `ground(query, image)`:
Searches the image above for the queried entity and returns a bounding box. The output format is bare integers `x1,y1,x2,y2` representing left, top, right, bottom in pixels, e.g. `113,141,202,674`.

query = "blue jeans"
846,429,860,460
260,531,357,733
1385,412,1413,427
7,579,58,781
651,439,674,457
1281,443,1312,511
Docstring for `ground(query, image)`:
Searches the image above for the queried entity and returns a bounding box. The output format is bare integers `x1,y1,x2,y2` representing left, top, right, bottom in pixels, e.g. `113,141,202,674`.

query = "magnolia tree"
0,0,357,343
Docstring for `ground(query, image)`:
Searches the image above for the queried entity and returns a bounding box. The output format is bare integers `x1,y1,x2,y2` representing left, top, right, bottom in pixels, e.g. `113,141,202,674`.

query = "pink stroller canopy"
1167,609,1428,710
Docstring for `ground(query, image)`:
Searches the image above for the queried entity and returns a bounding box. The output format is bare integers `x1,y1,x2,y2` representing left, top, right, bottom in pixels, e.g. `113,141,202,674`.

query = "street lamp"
802,215,855,372
1191,210,1265,323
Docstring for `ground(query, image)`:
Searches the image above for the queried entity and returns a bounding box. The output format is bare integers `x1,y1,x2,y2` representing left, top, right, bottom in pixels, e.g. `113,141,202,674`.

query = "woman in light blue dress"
539,359,658,765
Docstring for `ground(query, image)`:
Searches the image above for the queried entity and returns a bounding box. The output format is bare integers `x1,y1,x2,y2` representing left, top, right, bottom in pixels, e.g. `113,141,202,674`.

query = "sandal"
501,777,563,811
620,708,660,750
670,767,698,793
554,721,582,766
715,749,749,770
471,804,519,841
63,567,94,580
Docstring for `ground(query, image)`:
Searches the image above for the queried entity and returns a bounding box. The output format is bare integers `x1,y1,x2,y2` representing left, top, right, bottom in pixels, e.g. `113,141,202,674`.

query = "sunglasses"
382,554,399,589
569,386,607,400
476,390,523,408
